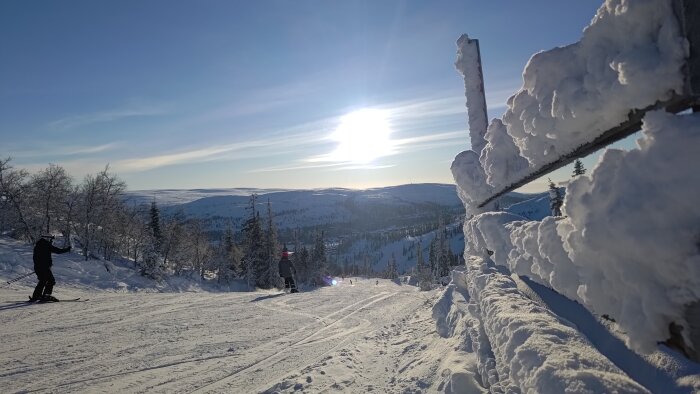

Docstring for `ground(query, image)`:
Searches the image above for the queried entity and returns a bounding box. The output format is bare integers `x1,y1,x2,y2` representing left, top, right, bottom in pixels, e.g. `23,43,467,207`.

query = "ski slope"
0,280,459,393
2,236,699,393
0,237,474,394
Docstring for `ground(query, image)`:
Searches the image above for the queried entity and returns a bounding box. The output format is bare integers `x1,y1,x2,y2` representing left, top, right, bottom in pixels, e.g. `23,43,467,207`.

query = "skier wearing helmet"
31,235,71,302
278,245,298,293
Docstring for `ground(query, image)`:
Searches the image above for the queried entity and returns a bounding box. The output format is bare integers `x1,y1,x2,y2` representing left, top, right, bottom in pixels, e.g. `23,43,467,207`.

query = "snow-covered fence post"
455,34,488,156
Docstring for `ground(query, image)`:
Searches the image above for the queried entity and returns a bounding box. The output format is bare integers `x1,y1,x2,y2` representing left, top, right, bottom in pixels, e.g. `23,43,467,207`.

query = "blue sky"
0,1,605,191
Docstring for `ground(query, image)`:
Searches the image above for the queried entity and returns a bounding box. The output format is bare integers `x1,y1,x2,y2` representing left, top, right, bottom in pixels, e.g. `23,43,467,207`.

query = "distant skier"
31,235,71,302
278,246,298,293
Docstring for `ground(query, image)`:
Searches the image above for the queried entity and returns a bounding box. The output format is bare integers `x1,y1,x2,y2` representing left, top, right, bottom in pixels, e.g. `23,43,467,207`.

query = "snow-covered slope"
0,238,483,393
2,237,698,393
503,191,552,221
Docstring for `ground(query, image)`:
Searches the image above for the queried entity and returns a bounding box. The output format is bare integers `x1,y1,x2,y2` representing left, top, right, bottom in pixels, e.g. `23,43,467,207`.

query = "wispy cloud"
250,162,347,173
250,161,396,173
60,143,122,155
112,121,336,173
331,164,396,171
60,89,505,175
5,142,121,160
49,104,169,130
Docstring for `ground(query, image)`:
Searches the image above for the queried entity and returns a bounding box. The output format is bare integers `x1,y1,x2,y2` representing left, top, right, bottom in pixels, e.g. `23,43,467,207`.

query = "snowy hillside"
358,191,551,274
503,191,552,221
121,184,543,276
124,188,292,207
142,184,466,231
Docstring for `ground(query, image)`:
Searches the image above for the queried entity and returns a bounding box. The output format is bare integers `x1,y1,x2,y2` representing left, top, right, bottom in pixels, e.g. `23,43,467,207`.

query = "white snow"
455,35,489,156
452,0,688,209
464,111,700,354
450,1,700,391
0,237,479,393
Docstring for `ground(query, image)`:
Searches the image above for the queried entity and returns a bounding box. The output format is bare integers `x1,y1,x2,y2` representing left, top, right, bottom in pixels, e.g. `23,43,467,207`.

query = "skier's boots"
40,294,59,302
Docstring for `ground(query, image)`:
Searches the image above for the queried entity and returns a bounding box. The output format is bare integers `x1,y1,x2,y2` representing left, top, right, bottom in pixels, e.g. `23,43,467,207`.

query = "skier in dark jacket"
31,235,71,302
278,246,298,293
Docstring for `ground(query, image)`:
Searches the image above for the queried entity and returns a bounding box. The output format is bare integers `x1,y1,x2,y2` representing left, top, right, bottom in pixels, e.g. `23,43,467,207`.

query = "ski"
29,296,88,303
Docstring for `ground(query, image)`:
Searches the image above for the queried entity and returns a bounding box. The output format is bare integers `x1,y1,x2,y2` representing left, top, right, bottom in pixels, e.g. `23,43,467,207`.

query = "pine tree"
242,194,266,289
572,159,586,177
415,241,432,291
311,231,327,286
295,246,310,284
264,199,280,289
216,224,238,282
386,253,398,279
435,217,451,279
428,240,438,281
548,178,563,216
149,199,163,250
415,241,425,272
140,237,161,280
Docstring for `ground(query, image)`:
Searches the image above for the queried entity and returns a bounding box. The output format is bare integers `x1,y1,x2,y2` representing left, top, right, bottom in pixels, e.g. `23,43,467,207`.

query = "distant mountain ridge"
123,183,546,239
124,184,461,232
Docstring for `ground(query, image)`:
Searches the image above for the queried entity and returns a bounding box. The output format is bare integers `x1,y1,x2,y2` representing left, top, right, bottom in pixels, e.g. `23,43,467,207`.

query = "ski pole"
5,271,35,285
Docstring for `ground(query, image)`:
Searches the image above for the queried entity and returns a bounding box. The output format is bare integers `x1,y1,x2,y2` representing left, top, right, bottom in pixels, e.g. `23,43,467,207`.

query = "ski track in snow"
0,281,447,393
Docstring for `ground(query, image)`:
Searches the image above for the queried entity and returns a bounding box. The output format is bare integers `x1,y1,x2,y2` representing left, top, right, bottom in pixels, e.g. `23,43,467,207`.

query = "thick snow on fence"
452,0,688,210
450,0,700,390
464,111,700,353
434,264,650,393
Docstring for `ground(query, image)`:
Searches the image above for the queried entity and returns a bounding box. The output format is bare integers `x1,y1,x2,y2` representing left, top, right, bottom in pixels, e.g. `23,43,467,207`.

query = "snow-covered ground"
0,237,481,393
2,237,699,393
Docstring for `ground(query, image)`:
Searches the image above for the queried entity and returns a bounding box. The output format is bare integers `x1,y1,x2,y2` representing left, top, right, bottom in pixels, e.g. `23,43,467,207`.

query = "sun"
326,108,394,164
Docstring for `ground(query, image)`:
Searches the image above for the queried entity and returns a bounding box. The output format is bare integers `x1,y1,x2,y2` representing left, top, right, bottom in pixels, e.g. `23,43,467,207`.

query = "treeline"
0,158,330,289
0,159,128,260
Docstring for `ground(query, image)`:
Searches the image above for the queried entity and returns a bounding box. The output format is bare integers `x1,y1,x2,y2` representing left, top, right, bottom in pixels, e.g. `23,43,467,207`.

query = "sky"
0,0,606,192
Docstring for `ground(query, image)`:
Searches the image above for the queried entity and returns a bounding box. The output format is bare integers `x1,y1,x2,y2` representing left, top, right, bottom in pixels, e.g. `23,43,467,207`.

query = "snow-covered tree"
161,212,185,273
216,223,241,282
241,194,268,289
30,164,72,235
184,218,211,279
76,166,126,261
0,157,34,240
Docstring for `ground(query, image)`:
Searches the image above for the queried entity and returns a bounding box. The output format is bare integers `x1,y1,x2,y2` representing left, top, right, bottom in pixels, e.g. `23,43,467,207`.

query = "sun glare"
326,109,394,164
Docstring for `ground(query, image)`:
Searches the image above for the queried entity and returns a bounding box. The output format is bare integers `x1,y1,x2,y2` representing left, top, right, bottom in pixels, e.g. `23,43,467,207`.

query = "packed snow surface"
0,238,482,393
2,235,699,392
452,0,688,208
